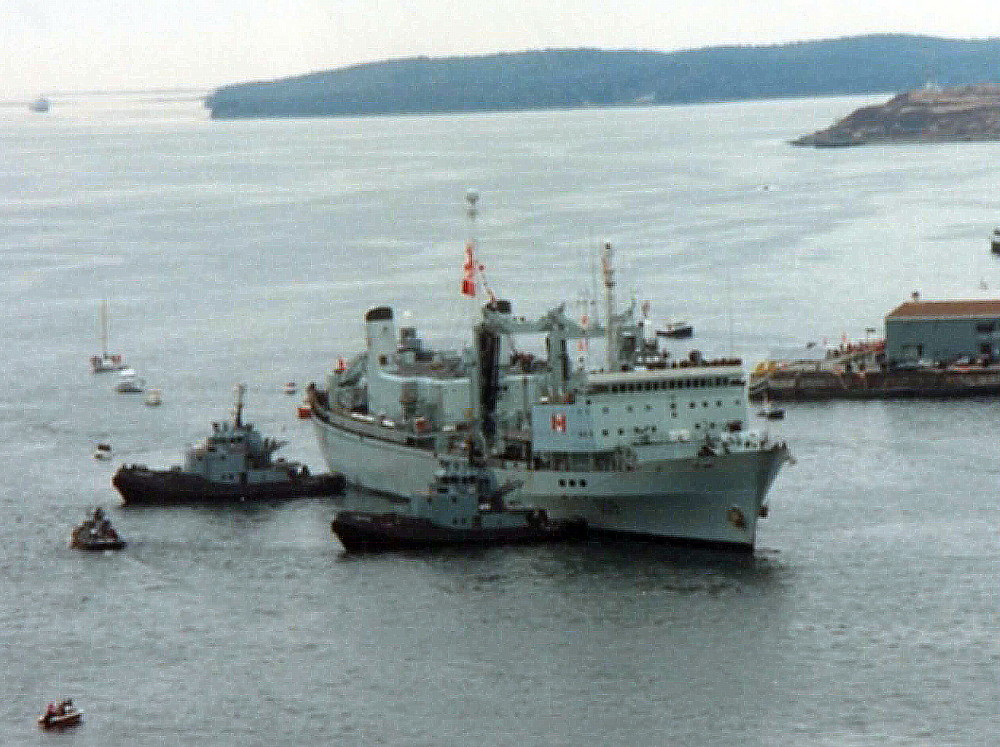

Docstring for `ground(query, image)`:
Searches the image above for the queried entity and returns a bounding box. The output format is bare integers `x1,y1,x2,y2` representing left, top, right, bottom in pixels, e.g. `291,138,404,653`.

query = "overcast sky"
3,0,1000,99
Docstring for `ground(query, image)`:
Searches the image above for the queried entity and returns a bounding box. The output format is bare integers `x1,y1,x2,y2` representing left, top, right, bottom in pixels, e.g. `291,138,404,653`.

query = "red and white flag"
461,241,476,297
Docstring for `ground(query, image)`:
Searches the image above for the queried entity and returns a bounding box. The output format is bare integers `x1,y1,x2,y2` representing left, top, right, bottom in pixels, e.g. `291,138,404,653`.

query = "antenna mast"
602,242,616,371
233,383,245,428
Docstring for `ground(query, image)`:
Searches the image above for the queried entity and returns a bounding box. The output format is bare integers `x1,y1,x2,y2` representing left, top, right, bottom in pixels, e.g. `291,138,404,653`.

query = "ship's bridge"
530,360,749,454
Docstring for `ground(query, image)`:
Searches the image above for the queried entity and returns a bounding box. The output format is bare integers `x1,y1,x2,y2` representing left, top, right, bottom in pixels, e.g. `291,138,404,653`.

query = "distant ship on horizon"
28,96,50,113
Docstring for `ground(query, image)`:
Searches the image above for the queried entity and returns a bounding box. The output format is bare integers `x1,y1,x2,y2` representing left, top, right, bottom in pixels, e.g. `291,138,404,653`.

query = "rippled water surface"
2,92,998,745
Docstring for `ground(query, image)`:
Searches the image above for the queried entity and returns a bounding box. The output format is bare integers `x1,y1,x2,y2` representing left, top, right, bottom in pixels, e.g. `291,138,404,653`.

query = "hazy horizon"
4,1,1000,100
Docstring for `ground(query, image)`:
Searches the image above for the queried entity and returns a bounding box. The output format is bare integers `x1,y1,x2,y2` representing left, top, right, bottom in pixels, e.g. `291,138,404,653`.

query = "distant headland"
792,86,1000,146
205,35,1000,120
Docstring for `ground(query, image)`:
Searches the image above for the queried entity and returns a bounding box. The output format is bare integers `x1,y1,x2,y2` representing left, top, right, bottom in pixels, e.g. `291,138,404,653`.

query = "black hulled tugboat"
331,454,587,552
70,507,126,551
113,384,345,505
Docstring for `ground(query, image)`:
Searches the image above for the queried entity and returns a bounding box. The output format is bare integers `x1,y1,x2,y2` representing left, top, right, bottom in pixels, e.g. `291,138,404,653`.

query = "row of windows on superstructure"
598,400,741,414
588,377,743,394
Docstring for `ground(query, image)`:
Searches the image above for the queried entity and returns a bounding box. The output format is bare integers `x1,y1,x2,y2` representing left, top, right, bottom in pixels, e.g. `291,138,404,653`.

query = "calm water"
2,92,998,745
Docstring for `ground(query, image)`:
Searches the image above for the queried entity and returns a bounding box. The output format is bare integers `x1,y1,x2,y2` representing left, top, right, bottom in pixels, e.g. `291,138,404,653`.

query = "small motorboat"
757,400,785,420
114,368,145,393
38,700,82,729
655,321,694,339
283,382,297,395
70,507,126,551
29,96,51,114
93,443,112,460
144,388,162,406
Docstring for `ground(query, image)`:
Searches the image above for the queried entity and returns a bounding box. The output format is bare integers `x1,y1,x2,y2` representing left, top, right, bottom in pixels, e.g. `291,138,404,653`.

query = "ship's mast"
233,383,246,428
602,242,616,371
466,191,482,429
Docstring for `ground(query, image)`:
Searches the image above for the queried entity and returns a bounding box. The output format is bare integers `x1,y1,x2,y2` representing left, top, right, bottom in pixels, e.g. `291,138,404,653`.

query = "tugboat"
331,454,587,552
38,700,82,729
70,507,126,551
113,384,345,505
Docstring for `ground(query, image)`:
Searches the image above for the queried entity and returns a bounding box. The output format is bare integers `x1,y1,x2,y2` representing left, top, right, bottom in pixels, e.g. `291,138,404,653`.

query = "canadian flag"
461,241,476,297
550,412,567,433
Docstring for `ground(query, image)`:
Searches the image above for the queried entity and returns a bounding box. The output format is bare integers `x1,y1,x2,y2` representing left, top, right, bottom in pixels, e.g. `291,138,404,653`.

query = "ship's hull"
331,511,587,553
113,466,345,506
313,417,788,551
38,711,82,729
70,536,126,551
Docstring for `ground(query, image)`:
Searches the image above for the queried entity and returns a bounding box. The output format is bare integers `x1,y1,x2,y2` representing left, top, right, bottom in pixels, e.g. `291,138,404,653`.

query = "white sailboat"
89,301,127,373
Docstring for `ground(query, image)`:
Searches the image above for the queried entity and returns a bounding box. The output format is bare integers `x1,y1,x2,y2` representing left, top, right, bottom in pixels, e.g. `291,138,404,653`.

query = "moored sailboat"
90,300,127,373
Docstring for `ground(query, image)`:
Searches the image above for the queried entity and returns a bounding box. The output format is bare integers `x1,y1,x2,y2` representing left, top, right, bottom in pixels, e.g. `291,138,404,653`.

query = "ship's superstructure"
309,201,790,550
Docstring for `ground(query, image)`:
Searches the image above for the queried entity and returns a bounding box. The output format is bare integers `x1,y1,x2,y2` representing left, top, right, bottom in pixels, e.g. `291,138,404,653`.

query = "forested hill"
205,35,1000,119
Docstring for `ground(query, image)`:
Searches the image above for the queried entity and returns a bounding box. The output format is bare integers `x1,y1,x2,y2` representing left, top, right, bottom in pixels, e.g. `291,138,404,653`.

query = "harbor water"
2,91,998,745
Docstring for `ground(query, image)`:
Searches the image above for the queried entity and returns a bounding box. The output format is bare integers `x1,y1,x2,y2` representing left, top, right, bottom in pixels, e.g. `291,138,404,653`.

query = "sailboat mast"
100,300,109,357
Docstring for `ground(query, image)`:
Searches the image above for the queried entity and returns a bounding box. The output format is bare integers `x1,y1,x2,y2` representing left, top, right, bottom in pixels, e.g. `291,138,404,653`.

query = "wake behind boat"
113,384,344,505
309,194,791,552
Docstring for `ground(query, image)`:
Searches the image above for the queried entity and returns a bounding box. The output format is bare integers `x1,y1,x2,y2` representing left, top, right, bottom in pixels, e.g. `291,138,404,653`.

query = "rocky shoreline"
792,86,1000,146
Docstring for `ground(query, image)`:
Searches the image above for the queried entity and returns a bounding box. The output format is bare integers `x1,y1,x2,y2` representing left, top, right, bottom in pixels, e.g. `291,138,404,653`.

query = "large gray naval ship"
309,195,791,551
